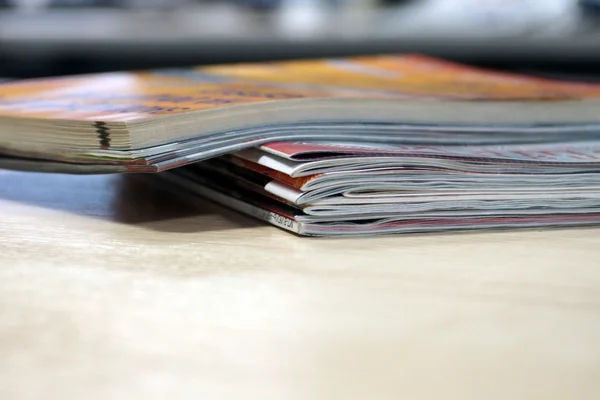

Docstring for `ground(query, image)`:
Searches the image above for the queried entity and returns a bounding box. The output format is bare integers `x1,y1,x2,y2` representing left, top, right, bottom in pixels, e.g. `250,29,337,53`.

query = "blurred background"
2,0,600,79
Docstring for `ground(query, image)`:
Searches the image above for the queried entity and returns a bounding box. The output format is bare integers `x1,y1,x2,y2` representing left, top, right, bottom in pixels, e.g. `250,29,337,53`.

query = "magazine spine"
163,173,305,235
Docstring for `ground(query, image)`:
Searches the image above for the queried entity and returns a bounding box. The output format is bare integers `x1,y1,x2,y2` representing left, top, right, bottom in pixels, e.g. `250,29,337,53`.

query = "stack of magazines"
1,54,600,235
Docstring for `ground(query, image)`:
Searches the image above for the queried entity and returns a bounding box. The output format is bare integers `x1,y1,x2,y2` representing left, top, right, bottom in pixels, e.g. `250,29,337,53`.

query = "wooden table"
1,170,599,400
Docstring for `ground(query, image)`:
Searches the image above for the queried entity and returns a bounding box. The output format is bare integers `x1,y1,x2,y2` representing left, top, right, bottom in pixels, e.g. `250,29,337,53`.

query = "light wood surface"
1,170,600,400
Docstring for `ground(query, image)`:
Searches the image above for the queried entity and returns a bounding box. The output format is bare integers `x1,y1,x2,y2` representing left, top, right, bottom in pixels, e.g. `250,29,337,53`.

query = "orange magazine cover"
2,54,600,121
